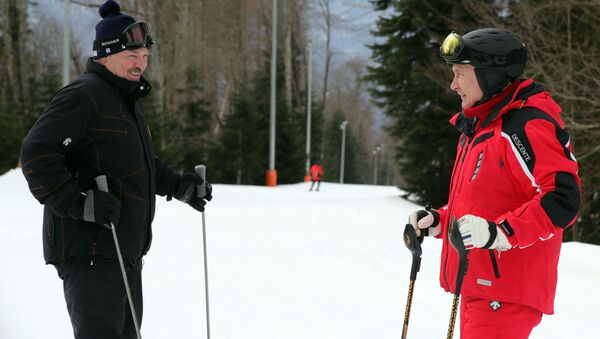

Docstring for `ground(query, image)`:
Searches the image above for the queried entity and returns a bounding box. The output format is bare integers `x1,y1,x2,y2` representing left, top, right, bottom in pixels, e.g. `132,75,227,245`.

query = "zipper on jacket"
442,118,494,287
443,123,502,289
443,134,474,288
488,249,501,278
131,102,154,256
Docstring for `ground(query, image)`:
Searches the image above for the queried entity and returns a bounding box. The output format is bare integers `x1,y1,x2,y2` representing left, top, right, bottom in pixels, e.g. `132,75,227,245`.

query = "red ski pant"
459,295,543,339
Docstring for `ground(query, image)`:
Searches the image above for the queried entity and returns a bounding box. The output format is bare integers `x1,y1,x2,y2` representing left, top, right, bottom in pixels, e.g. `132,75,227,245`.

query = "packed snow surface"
1,169,598,338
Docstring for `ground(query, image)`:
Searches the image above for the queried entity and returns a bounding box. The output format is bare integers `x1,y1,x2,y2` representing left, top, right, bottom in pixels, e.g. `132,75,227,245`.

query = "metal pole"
386,153,392,185
447,218,470,339
373,147,378,185
201,211,211,339
374,151,378,185
95,176,142,339
110,224,141,339
305,41,313,177
62,0,70,86
373,144,384,185
402,280,416,339
339,121,347,184
402,221,425,339
194,165,211,339
269,0,277,171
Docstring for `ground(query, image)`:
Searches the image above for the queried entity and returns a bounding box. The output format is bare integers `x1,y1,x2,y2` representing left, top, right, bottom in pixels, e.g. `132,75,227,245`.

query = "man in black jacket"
20,1,211,338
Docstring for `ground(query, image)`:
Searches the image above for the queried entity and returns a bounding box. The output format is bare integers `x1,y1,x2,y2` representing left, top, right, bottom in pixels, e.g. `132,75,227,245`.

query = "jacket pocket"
45,212,57,247
43,212,67,264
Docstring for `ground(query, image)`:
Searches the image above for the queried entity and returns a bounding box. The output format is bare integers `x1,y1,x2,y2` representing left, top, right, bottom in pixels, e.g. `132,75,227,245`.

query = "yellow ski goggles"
440,32,466,63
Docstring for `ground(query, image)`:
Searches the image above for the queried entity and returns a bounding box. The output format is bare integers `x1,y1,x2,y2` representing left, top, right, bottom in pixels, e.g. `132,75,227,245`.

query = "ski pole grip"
194,165,206,197
95,175,109,193
403,224,423,258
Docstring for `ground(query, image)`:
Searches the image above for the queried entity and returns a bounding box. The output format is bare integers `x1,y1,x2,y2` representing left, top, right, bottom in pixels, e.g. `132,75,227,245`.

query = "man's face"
100,47,149,82
450,64,483,109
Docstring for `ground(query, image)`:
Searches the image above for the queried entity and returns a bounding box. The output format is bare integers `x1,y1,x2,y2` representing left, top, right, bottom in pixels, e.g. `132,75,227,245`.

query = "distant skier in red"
309,161,324,191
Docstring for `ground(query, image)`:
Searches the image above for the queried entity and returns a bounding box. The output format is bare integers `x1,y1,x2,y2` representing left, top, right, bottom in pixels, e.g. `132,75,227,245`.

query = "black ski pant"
55,257,144,339
309,180,321,191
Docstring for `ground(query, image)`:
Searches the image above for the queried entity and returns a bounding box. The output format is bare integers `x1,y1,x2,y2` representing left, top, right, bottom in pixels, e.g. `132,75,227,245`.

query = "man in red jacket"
309,160,324,191
409,28,581,338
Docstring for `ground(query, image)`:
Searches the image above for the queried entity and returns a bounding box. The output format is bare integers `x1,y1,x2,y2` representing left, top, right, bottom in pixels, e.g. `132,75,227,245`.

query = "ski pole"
401,219,425,339
95,175,142,339
194,165,211,339
446,217,469,339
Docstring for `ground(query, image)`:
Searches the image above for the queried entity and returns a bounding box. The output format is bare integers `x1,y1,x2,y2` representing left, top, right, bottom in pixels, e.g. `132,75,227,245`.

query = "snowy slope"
0,169,598,338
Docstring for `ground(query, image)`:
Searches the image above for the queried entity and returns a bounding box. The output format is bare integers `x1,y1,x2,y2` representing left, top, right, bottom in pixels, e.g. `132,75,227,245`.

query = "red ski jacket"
437,79,581,314
310,164,324,181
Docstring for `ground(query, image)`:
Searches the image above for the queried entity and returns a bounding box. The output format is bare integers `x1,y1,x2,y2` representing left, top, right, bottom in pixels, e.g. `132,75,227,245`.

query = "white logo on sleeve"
62,137,72,146
489,300,502,311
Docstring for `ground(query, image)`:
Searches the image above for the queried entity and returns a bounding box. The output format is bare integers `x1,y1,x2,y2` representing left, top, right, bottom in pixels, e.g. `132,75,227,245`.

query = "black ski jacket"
21,59,178,264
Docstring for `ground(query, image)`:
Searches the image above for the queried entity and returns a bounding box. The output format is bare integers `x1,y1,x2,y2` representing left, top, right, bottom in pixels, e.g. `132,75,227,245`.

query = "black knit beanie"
92,0,135,59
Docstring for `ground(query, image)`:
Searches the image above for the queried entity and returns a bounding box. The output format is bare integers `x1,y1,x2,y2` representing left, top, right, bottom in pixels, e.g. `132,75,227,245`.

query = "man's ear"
96,56,108,65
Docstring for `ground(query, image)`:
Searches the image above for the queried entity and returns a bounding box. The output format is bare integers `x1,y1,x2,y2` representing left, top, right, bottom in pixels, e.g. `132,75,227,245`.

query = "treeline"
367,0,600,244
0,0,392,186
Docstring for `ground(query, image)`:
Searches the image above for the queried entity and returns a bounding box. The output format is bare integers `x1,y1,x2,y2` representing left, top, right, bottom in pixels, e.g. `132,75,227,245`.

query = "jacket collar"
450,79,544,137
86,58,151,101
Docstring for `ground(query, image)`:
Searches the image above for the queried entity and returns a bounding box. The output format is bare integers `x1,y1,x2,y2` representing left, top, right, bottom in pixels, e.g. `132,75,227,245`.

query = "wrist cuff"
498,220,515,236
482,221,497,249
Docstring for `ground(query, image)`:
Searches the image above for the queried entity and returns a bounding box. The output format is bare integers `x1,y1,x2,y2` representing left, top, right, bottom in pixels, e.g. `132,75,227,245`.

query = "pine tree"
0,100,21,171
307,97,325,177
0,0,59,172
366,0,474,206
210,85,267,184
255,56,306,184
343,126,369,184
146,68,213,172
321,110,345,183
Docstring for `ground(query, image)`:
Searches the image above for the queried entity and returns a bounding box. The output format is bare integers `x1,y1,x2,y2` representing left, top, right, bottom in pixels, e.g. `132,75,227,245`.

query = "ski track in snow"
1,170,599,338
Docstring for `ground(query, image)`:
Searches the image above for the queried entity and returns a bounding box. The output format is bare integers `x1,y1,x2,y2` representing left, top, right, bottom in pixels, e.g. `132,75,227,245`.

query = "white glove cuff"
492,228,512,250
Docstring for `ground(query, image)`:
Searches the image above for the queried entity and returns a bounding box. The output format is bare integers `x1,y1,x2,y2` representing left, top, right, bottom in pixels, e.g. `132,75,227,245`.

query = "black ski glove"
168,173,213,212
71,190,121,229
188,181,212,212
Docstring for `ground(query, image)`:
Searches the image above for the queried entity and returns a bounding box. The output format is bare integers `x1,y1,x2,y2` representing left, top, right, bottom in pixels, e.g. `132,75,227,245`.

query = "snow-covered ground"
1,169,598,338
